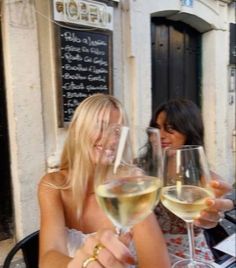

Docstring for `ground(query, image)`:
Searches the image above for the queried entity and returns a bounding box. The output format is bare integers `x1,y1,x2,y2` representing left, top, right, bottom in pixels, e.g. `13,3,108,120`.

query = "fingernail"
206,199,215,206
214,180,220,187
125,254,136,265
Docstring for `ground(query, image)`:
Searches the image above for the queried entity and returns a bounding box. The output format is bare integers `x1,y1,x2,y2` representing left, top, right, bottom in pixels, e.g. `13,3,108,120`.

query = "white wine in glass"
161,145,215,268
94,125,163,234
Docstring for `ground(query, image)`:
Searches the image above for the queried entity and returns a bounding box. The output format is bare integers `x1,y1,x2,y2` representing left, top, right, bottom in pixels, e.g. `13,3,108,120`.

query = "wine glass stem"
115,226,130,236
186,221,195,263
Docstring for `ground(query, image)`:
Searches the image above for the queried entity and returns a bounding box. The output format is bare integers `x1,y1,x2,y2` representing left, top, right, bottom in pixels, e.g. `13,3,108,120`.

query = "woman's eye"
165,125,174,133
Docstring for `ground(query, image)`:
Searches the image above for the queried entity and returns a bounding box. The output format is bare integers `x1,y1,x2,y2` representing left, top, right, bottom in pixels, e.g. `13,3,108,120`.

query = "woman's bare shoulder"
39,170,68,189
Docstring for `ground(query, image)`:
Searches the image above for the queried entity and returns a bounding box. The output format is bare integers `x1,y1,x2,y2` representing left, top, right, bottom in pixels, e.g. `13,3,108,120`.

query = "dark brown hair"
150,98,204,145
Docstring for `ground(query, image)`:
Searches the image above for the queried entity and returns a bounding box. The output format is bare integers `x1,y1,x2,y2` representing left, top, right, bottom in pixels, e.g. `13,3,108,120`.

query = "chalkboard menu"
56,25,112,125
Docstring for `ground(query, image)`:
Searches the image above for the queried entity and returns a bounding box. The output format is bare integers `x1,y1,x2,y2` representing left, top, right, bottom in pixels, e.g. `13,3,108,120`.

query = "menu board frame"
54,23,113,127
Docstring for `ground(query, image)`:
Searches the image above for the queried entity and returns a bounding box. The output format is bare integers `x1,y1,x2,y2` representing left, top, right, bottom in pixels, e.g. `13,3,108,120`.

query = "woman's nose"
159,128,167,138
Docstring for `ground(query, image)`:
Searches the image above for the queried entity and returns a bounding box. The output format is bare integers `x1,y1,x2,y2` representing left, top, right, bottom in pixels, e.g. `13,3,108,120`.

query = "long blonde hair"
60,93,126,217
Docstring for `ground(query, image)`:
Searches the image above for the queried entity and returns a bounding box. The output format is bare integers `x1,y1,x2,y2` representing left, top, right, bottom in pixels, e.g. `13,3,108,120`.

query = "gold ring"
82,256,96,268
93,243,105,258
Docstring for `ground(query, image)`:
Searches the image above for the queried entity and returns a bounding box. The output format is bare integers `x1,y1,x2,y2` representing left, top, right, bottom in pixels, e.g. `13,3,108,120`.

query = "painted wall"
120,0,235,184
1,1,45,238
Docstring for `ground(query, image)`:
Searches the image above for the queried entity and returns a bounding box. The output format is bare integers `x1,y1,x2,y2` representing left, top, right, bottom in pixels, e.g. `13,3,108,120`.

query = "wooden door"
151,18,201,112
0,23,13,240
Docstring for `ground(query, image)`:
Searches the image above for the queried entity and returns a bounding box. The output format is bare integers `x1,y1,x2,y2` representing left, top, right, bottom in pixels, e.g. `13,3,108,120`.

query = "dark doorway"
0,23,13,240
151,17,201,112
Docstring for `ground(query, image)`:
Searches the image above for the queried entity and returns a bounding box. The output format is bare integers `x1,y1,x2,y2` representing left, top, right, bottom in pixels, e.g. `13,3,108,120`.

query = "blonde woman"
38,94,171,268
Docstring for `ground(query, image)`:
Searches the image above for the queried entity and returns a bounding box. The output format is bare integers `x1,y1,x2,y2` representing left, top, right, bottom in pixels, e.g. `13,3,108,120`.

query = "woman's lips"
161,143,171,148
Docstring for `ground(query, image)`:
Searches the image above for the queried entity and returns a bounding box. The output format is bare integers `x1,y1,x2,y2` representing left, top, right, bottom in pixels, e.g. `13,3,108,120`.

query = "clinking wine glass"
94,125,163,235
161,145,215,268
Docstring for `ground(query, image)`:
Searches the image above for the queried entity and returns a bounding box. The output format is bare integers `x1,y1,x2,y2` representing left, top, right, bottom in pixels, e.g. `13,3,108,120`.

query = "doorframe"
0,20,13,240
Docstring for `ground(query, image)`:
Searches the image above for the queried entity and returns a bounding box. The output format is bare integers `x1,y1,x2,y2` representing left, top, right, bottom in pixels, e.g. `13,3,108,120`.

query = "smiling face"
92,107,122,164
155,111,187,149
63,94,126,172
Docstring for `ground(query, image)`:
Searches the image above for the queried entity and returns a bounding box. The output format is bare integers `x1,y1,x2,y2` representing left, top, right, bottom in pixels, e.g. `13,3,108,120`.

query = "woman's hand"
67,229,135,268
194,179,234,229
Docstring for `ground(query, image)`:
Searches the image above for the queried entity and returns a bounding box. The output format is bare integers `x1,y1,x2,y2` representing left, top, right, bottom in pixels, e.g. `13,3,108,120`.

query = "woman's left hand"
194,179,234,229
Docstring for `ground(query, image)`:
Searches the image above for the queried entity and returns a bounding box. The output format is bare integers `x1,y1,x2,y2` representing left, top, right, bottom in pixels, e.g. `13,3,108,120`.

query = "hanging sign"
53,0,113,30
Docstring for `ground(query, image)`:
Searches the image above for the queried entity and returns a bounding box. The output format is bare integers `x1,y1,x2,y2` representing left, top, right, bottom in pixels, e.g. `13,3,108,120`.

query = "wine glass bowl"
161,145,215,268
94,125,163,233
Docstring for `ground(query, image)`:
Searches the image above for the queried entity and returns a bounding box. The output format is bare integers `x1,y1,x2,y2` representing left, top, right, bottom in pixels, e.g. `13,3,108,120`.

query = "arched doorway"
0,22,13,240
151,17,201,112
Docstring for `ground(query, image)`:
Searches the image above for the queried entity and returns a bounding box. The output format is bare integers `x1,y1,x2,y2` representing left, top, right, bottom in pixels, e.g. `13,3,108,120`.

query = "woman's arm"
38,173,71,268
133,213,171,268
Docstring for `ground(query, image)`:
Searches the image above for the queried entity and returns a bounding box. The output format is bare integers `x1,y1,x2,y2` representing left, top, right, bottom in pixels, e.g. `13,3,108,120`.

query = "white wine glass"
161,145,215,268
94,124,163,234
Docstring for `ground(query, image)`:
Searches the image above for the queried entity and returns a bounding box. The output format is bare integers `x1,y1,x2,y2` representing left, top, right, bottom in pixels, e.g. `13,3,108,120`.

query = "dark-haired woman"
151,98,233,264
